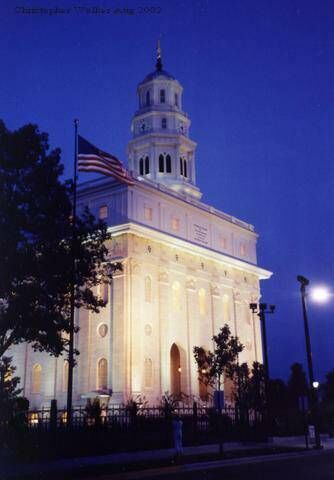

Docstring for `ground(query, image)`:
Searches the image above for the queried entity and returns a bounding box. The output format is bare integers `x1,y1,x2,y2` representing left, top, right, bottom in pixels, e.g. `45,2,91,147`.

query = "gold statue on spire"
156,39,162,71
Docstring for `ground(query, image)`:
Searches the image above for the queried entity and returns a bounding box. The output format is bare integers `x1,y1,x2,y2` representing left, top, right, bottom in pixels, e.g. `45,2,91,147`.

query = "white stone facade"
11,49,272,408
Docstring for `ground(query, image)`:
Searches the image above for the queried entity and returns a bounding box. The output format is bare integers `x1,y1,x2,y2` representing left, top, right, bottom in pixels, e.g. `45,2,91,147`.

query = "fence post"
193,401,198,444
50,399,58,431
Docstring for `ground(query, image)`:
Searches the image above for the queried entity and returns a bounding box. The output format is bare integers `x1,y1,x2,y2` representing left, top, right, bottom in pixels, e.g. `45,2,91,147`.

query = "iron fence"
25,403,263,430
0,403,269,460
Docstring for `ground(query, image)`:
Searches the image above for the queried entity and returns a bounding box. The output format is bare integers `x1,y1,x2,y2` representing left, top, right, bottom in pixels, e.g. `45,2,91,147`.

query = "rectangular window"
171,217,180,231
240,244,246,256
99,205,108,219
160,89,165,103
144,206,153,221
220,236,227,249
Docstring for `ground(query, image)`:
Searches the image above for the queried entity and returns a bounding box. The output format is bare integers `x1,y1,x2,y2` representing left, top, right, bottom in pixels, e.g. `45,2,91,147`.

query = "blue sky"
1,0,333,381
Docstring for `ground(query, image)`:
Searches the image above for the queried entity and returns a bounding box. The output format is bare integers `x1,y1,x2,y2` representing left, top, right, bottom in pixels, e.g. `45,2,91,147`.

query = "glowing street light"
297,275,322,449
313,381,319,389
310,286,331,304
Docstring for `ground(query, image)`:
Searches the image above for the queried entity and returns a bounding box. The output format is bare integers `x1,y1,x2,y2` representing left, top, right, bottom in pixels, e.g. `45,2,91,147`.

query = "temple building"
13,46,272,408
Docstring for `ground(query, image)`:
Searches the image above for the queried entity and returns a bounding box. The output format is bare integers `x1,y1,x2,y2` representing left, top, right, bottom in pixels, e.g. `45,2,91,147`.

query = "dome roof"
138,42,179,86
140,69,176,84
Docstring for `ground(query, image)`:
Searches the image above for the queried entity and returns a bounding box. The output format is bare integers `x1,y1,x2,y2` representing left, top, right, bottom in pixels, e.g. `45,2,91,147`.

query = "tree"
0,357,22,424
267,378,290,434
193,324,243,394
231,362,251,417
229,361,266,421
320,369,334,429
0,121,117,358
287,362,308,410
194,326,243,455
249,362,266,414
322,369,334,405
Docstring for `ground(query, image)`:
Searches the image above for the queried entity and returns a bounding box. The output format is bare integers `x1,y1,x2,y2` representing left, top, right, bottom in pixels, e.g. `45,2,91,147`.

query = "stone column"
232,289,241,337
129,261,143,395
186,279,198,397
211,284,222,335
158,271,170,395
251,292,263,364
111,265,126,403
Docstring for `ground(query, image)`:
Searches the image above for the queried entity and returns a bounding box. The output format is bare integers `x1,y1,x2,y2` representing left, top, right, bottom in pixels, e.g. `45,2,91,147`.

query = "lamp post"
297,275,322,449
249,303,275,390
249,302,275,432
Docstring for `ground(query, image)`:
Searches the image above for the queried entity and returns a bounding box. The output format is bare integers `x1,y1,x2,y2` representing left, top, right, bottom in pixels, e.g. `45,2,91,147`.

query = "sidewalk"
1,436,333,479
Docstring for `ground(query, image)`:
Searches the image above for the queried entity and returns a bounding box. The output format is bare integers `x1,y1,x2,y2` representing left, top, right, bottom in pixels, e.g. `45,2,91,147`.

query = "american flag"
77,135,134,185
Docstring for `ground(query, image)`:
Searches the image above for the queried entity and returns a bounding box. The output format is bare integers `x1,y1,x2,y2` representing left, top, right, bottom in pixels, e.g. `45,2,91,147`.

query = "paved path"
1,437,334,479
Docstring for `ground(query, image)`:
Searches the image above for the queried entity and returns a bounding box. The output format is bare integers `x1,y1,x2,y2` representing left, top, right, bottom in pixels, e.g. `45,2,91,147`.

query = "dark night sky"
1,0,333,382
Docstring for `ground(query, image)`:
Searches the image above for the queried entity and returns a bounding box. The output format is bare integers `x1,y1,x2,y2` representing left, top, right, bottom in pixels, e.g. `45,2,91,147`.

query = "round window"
144,324,152,336
98,324,108,338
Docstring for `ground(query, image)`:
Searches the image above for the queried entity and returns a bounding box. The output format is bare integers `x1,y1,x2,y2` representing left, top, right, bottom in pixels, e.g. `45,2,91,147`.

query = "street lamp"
249,303,275,385
310,286,331,304
297,275,322,449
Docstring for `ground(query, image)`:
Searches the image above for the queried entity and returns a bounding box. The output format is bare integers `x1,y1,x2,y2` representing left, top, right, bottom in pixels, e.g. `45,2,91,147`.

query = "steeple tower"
156,39,162,71
127,45,202,199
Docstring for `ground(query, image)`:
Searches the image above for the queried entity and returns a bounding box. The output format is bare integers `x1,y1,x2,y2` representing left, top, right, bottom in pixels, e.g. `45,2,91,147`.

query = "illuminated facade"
12,48,271,408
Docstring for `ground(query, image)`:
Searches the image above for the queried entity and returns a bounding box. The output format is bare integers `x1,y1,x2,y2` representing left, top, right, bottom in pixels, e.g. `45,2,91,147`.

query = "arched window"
144,358,153,388
172,281,181,310
4,366,12,383
63,360,69,392
170,344,181,397
145,276,152,303
161,118,167,129
99,205,108,219
160,89,165,103
102,283,108,303
183,159,187,178
198,288,206,316
146,91,150,106
32,364,42,394
166,154,171,173
175,93,179,106
199,371,209,401
139,157,144,176
180,157,183,176
96,280,109,303
145,156,149,174
97,358,108,390
159,154,164,173
223,294,229,322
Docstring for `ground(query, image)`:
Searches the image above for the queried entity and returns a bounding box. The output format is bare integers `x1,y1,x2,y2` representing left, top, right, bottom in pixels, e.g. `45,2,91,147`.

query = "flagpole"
67,118,79,428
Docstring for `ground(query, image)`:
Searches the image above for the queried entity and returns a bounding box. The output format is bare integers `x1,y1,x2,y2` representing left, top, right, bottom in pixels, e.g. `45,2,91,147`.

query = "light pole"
297,275,322,449
249,302,275,431
249,303,275,390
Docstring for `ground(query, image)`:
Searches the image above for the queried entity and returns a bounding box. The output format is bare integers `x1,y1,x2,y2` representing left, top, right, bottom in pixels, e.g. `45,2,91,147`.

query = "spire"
156,39,162,71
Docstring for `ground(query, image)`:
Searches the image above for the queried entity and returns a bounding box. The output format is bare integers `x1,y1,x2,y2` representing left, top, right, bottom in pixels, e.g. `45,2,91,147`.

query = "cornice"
107,222,272,280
